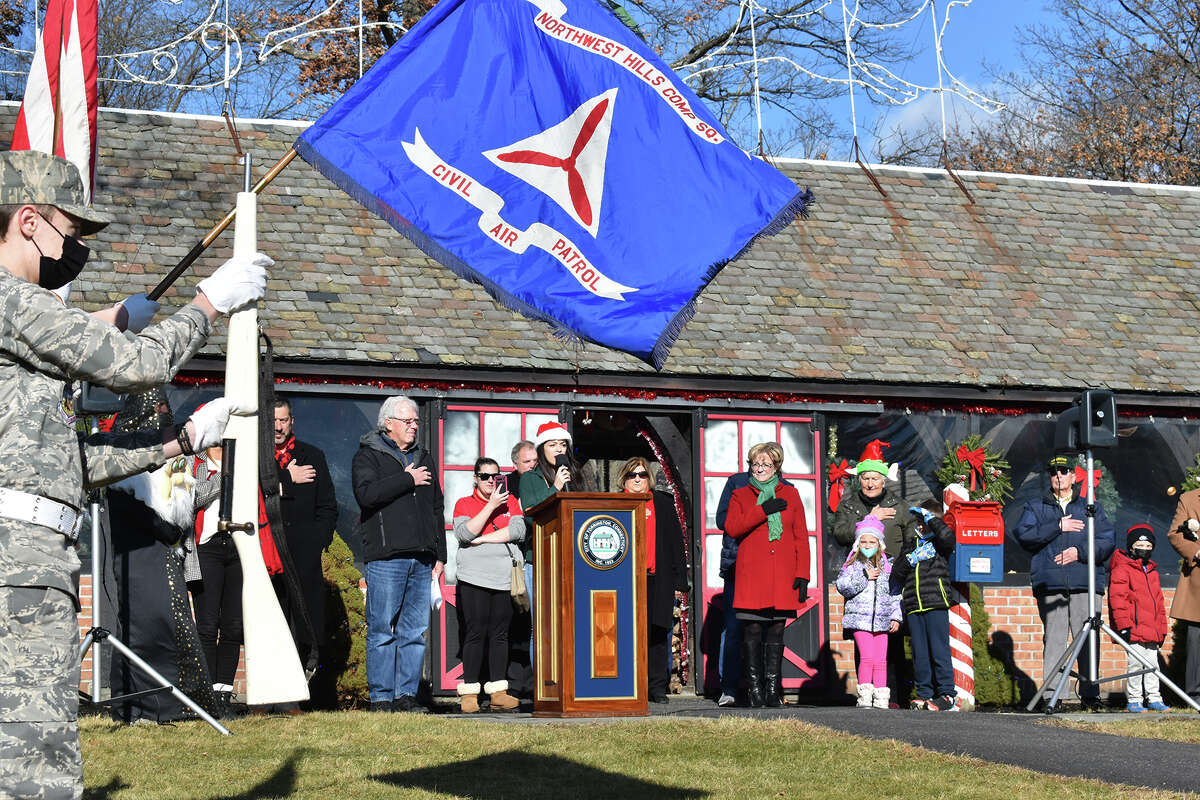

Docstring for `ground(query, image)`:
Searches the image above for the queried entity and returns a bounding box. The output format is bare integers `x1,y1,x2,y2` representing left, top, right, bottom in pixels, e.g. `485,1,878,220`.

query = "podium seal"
578,514,629,570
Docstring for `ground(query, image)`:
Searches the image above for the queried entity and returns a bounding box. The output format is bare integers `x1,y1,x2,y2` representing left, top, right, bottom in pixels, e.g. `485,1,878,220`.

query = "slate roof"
8,103,1200,400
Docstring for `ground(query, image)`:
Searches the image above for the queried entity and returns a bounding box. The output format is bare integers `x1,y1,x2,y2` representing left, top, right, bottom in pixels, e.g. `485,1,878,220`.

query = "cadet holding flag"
0,150,269,799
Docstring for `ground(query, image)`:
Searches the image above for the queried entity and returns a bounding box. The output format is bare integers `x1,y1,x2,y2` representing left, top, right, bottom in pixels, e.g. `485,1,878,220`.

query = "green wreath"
935,434,1013,504
1181,452,1200,494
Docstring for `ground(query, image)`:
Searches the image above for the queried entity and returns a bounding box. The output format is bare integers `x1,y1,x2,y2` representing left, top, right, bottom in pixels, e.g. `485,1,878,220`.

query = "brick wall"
826,583,1179,703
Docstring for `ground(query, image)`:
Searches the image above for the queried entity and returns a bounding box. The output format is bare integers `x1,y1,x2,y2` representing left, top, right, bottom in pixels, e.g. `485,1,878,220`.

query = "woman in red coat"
726,442,810,707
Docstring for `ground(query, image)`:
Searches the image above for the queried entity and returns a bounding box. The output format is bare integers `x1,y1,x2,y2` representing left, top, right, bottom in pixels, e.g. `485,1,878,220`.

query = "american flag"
11,0,99,202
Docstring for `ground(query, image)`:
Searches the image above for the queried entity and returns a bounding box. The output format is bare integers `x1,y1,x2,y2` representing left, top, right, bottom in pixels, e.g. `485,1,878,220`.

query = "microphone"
554,453,573,491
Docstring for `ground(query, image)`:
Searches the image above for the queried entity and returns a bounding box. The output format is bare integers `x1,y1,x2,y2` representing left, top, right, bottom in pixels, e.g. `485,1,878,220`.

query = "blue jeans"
908,608,954,699
719,574,742,695
365,557,432,702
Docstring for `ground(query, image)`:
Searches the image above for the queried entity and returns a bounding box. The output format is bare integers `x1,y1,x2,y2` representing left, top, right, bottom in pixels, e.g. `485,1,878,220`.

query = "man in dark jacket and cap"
1014,455,1115,708
352,395,445,713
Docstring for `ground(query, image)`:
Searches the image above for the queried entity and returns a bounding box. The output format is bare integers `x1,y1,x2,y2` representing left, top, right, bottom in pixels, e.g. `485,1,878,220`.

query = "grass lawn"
80,712,1197,800
1043,713,1200,744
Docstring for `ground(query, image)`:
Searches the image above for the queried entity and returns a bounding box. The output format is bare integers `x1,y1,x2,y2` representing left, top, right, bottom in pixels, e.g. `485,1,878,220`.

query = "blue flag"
295,0,811,368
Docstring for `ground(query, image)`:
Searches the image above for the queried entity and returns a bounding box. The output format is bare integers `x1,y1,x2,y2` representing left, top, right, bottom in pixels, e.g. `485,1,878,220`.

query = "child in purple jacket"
836,515,902,709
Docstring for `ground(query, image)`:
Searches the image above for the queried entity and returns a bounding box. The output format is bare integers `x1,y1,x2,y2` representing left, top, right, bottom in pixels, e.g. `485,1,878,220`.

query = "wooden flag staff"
147,148,299,301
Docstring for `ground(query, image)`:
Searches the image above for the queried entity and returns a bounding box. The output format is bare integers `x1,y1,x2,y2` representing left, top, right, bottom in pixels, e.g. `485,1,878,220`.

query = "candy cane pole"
949,582,975,710
943,484,974,710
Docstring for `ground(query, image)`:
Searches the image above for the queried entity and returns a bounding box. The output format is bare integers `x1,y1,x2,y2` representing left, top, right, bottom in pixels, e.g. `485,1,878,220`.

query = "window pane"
704,477,728,531
442,470,474,525
781,422,815,474
703,420,738,473
444,411,479,466
704,534,724,589
483,413,522,465
443,534,460,585
794,480,816,531
742,420,776,454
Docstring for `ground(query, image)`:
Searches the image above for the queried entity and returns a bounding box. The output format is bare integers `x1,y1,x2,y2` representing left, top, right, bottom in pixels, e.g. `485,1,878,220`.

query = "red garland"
633,419,690,686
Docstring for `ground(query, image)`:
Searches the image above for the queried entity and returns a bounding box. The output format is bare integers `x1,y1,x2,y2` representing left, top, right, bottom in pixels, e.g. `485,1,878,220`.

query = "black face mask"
1132,548,1153,562
34,215,90,291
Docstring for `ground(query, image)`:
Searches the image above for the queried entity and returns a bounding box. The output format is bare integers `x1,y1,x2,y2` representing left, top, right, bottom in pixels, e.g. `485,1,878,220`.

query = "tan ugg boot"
484,680,520,712
855,683,874,708
456,682,481,713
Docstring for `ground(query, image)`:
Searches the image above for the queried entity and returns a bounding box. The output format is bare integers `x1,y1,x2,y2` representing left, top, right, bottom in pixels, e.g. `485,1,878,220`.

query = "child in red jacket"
1109,524,1170,712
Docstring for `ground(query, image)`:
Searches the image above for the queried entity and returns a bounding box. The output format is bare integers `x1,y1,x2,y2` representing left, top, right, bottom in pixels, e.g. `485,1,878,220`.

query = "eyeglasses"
476,472,499,481
750,462,774,470
390,417,419,427
1050,467,1072,475
625,471,649,480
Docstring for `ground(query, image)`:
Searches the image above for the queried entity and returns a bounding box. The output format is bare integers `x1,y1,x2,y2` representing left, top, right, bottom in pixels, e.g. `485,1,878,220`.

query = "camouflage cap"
0,150,111,235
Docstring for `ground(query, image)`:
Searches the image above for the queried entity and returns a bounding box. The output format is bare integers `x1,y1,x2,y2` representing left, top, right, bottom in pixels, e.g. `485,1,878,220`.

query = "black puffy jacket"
890,515,955,614
352,431,445,565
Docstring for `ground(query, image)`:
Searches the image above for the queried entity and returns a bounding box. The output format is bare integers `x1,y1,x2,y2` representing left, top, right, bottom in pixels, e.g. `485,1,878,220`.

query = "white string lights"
0,0,1002,150
676,0,1005,155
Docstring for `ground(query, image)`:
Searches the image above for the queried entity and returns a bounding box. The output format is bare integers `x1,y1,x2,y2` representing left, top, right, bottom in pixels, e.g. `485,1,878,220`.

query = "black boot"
214,690,233,720
763,641,784,708
742,638,764,708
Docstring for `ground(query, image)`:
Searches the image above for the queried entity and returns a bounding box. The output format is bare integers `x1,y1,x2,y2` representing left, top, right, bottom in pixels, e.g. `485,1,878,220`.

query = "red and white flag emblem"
484,89,616,238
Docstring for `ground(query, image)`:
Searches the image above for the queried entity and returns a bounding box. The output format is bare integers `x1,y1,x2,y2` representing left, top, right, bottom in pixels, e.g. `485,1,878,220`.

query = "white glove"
187,397,236,452
197,253,272,314
121,293,160,333
1188,518,1199,533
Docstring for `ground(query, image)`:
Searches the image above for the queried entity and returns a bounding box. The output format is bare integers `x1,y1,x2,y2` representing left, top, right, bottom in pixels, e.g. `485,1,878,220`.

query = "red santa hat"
534,420,572,447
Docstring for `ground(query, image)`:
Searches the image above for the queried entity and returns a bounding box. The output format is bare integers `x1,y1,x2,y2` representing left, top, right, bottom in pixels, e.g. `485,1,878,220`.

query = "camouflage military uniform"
0,264,211,797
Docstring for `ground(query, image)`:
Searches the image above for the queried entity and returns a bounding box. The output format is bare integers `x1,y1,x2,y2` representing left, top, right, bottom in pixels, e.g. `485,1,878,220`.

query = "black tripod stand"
1028,449,1200,714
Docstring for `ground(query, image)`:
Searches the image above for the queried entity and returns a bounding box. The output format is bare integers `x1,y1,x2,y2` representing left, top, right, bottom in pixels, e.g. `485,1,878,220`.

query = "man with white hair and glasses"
352,395,445,712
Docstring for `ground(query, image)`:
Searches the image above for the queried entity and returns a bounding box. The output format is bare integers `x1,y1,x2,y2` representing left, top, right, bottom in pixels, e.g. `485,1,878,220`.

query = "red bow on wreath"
827,459,851,512
956,445,987,491
1073,466,1102,490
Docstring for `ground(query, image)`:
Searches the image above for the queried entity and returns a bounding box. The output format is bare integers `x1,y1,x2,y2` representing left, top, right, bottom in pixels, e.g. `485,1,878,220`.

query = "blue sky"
817,0,1059,160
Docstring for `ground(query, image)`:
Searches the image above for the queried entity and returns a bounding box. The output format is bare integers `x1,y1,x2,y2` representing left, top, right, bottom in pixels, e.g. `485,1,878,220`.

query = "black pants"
193,533,244,685
1186,620,1200,697
459,581,513,684
648,623,671,698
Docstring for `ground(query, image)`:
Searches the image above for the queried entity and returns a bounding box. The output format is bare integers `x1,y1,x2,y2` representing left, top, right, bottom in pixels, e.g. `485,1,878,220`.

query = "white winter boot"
856,683,874,708
872,686,891,709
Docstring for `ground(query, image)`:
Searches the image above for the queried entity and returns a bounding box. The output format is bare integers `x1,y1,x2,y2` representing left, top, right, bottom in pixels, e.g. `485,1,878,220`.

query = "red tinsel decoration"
633,419,690,687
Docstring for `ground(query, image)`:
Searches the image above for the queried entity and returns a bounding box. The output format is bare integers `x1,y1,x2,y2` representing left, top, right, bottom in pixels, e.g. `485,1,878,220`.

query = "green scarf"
749,474,783,541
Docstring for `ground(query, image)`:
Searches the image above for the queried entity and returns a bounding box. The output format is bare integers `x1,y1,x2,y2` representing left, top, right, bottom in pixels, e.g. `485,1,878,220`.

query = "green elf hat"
854,439,890,476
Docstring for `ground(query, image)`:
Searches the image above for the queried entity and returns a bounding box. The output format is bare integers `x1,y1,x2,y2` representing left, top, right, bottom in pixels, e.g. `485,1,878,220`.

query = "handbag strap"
504,542,520,566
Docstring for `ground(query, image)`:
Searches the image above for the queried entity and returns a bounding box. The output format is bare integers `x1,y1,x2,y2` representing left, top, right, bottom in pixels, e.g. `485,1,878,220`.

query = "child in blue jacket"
891,501,957,711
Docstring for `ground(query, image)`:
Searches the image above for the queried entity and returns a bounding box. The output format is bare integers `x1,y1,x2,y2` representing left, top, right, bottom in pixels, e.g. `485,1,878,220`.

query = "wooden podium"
526,492,649,717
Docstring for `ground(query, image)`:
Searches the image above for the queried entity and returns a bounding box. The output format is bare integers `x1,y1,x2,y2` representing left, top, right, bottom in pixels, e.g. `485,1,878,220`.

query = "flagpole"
147,148,298,301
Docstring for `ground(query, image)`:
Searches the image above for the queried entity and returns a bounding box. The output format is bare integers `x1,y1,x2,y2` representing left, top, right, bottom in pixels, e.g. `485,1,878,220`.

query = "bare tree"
879,0,1200,183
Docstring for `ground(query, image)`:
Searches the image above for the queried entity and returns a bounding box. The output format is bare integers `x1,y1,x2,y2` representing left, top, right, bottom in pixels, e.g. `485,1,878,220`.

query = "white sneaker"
717,693,737,707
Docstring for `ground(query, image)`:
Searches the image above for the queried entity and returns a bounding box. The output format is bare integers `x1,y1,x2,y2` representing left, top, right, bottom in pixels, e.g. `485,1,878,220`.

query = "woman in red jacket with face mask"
724,442,810,708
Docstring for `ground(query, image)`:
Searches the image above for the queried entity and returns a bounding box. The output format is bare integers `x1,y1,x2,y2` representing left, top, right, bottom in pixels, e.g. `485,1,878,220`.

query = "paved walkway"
450,697,1200,793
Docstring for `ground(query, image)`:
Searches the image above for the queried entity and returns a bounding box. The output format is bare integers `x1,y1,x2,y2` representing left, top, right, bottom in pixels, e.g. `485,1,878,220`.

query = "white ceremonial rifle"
216,154,309,706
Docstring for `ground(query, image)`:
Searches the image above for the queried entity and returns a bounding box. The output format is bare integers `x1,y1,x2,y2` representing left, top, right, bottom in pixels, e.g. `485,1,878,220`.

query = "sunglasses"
476,472,499,480
1050,467,1073,475
625,470,649,480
